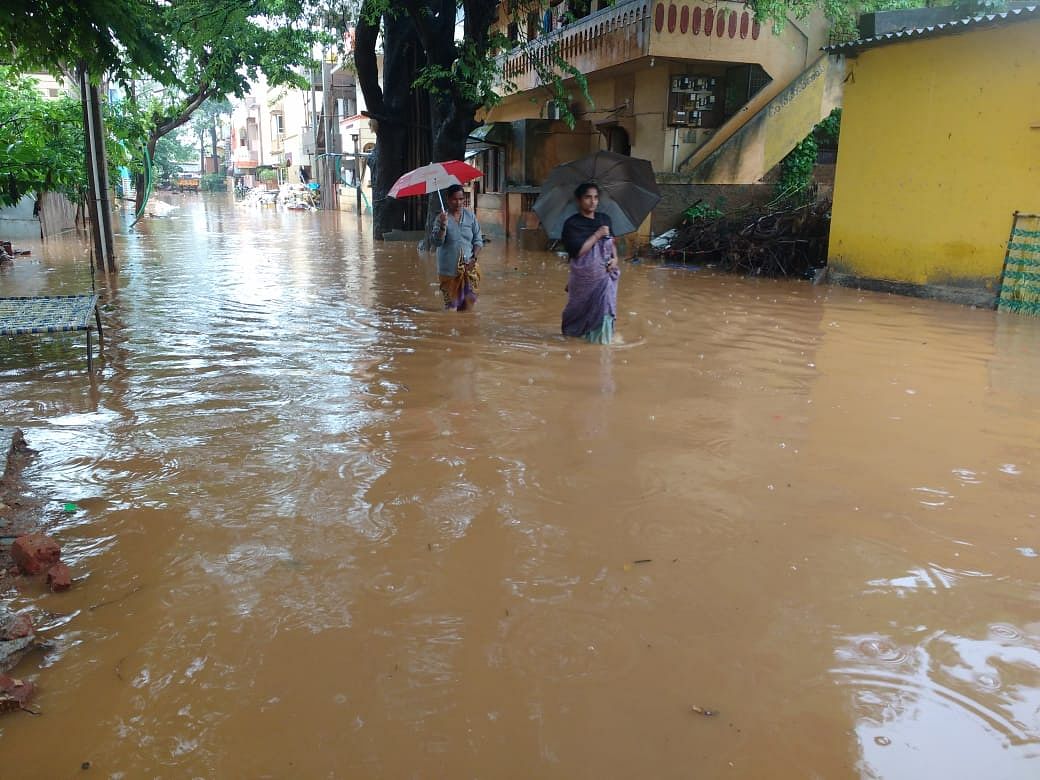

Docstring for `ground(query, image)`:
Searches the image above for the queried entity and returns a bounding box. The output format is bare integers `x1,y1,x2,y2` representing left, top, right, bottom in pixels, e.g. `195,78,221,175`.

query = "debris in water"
0,673,35,713
690,705,717,717
633,559,652,564
643,199,831,278
88,585,143,611
63,503,78,513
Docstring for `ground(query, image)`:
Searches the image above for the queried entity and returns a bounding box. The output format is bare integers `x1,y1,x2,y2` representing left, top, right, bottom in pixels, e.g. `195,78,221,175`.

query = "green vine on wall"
776,135,818,197
815,107,841,147
775,107,842,199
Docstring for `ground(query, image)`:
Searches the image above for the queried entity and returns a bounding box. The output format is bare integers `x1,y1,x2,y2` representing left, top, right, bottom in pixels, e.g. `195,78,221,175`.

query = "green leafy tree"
0,68,146,209
0,1,175,84
349,0,503,234
0,69,87,207
125,0,321,213
189,98,233,174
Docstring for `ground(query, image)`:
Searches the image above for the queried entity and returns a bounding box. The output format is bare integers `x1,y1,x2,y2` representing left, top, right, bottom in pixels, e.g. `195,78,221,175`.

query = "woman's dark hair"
444,184,464,198
573,182,599,199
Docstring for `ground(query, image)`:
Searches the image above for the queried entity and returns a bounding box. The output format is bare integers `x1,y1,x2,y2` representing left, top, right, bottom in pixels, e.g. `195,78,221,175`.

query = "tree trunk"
355,0,499,238
132,87,214,218
357,5,428,237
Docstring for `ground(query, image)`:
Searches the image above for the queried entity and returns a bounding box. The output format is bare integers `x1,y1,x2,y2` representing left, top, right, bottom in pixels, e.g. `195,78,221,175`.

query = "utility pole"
79,67,116,272
352,133,361,213
319,55,338,210
309,66,319,188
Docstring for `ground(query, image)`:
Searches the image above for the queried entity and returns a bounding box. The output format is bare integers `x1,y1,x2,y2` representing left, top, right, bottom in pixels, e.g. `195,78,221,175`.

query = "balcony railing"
497,1,774,94
650,1,763,42
233,147,259,168
498,0,652,93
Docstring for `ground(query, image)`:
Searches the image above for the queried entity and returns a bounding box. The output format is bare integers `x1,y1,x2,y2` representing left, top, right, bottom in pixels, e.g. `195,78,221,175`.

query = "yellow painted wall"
829,20,1040,292
485,63,673,170
632,66,668,168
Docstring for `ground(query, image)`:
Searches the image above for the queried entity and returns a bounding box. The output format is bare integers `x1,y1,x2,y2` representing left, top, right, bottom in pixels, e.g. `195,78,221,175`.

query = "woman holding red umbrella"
430,184,484,311
387,160,486,312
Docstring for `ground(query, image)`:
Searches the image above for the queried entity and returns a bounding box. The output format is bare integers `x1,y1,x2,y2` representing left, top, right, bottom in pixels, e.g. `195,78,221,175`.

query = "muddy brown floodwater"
1,195,1039,778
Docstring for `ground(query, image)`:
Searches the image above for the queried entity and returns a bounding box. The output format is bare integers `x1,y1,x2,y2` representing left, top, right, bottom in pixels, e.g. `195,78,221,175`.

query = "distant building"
227,46,375,210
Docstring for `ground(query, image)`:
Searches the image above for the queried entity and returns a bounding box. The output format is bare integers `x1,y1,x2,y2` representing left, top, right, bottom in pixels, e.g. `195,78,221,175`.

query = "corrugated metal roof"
825,4,1040,54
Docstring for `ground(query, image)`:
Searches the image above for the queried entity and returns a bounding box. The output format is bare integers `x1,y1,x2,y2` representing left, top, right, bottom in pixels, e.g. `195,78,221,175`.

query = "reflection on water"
0,195,1039,777
837,622,1040,778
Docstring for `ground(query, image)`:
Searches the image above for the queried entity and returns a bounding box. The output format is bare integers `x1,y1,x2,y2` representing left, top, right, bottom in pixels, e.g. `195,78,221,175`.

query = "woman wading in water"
560,182,620,343
430,184,484,311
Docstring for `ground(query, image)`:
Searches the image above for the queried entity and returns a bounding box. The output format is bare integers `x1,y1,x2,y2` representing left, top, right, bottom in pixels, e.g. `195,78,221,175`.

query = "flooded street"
2,194,1039,778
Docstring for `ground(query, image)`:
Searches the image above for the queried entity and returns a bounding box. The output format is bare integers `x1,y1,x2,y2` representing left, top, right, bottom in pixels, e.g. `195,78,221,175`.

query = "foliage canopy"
1,1,175,84
0,68,143,207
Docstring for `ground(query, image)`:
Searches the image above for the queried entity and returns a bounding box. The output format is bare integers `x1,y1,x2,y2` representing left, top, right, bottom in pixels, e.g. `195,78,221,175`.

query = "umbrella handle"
437,189,445,212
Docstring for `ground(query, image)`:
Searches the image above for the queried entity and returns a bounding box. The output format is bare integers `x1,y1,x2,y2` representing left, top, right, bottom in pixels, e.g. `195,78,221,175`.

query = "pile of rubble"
237,186,279,206
647,200,832,279
1,429,76,715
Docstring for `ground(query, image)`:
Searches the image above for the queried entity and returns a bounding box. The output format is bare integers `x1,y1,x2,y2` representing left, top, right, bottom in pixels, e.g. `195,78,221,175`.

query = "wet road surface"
1,195,1039,778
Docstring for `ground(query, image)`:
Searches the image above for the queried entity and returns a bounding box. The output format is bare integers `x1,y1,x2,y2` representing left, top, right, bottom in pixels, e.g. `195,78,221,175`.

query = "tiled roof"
825,4,1039,54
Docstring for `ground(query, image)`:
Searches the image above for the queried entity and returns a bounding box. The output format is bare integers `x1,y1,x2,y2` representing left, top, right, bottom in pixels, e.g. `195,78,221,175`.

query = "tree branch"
153,86,216,140
400,0,438,60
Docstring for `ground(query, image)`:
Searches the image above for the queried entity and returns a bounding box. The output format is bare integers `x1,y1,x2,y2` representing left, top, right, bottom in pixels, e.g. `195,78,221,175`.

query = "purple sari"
561,237,619,344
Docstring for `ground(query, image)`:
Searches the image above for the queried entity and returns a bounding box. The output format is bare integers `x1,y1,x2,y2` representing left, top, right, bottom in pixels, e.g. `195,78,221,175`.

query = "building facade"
826,6,1040,305
227,54,375,206
475,0,835,237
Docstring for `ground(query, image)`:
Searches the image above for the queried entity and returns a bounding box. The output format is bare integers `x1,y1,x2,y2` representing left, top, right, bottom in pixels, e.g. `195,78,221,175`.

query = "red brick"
0,674,35,705
46,563,72,592
10,533,61,575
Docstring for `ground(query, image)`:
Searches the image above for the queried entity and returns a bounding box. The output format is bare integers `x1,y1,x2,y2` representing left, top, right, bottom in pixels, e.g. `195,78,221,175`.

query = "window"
724,64,770,118
272,113,285,136
480,148,505,194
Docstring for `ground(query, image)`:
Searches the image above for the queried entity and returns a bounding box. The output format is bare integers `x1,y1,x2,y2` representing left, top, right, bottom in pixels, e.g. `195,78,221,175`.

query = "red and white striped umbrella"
388,160,483,206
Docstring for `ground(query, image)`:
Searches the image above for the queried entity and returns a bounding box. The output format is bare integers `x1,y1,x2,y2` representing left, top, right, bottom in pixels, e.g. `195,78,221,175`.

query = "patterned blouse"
431,208,484,276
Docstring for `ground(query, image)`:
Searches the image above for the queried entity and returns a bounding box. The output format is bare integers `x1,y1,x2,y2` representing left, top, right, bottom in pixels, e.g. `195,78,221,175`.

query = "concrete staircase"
678,54,844,183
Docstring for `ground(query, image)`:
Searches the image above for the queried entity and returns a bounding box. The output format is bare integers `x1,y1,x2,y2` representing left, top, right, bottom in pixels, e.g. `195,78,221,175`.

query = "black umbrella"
532,150,661,239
